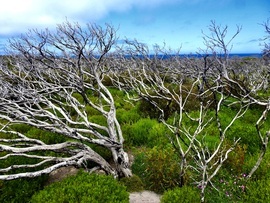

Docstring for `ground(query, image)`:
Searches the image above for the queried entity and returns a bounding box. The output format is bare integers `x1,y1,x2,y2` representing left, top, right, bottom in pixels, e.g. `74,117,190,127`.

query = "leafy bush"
88,114,108,126
148,122,170,147
30,171,129,203
243,150,270,180
124,118,168,148
208,172,248,203
132,145,181,193
227,124,259,154
223,143,247,174
125,118,158,147
88,115,109,136
10,123,32,134
243,177,270,202
117,108,141,124
26,128,67,144
85,105,100,116
0,176,48,203
120,174,144,192
161,186,201,203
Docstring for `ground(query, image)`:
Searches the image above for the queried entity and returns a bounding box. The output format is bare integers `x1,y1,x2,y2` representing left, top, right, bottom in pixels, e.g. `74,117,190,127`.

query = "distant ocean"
124,53,263,60
0,53,263,59
227,53,262,58
150,53,262,59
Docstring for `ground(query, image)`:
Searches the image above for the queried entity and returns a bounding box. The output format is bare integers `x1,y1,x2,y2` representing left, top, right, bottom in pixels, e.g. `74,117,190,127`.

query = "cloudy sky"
0,0,269,53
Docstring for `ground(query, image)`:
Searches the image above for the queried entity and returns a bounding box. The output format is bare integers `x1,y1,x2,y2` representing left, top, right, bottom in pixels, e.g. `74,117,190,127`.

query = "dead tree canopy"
0,21,132,180
110,21,270,202
262,18,270,61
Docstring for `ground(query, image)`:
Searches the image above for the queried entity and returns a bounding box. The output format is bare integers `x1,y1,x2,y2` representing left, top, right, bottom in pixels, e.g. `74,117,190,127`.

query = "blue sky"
0,0,269,53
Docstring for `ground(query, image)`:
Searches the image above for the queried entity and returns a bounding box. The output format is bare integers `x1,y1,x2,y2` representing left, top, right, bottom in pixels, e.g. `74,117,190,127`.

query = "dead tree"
0,21,132,180
262,18,270,60
111,21,270,202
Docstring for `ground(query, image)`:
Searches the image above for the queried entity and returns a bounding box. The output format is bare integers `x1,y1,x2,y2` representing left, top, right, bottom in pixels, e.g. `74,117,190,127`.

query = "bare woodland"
0,20,270,202
0,22,132,179
111,21,270,201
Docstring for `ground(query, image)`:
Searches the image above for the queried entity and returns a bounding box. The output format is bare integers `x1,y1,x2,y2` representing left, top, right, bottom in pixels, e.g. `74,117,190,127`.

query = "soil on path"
129,190,161,203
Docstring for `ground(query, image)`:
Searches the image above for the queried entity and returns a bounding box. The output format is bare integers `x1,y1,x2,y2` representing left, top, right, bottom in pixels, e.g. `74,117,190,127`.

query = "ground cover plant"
0,19,269,202
30,171,129,203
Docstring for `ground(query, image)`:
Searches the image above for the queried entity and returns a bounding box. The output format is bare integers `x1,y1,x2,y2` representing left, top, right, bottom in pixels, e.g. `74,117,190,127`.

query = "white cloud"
0,0,181,36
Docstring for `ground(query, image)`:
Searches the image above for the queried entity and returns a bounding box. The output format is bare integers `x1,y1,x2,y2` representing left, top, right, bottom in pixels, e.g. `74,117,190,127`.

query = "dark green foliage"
243,150,270,180
225,107,268,154
224,144,247,174
138,98,165,119
10,124,32,134
0,176,48,203
137,81,206,119
132,145,181,193
228,125,259,154
102,75,114,87
89,144,112,162
161,186,201,203
25,128,67,144
0,124,67,145
30,171,129,203
120,174,144,192
0,152,50,175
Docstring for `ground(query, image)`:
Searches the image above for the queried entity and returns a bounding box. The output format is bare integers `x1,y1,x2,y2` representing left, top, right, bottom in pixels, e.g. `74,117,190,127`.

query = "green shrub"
88,114,107,126
208,171,248,203
0,154,47,174
117,108,141,124
243,177,270,202
30,171,129,203
243,150,270,180
130,148,147,178
132,145,181,193
137,98,163,119
85,105,100,116
0,176,48,203
125,118,156,146
161,186,201,203
223,143,247,174
88,115,109,136
108,87,125,98
227,125,259,154
26,128,67,144
10,123,32,134
148,122,170,147
126,118,167,147
120,174,144,192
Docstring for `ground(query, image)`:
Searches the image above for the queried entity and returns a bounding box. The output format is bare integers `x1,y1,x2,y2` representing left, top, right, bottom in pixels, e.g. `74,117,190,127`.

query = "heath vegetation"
0,18,269,202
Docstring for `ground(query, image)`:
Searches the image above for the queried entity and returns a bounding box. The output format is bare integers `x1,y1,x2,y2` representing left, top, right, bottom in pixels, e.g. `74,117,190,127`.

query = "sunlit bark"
0,21,132,180
110,21,270,202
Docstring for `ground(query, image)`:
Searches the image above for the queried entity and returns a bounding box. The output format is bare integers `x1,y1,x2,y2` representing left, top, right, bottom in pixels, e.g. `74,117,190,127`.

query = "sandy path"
129,190,161,203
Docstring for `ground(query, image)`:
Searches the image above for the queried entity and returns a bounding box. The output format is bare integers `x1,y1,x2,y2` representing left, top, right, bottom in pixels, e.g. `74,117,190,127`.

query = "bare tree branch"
0,21,132,180
109,21,270,202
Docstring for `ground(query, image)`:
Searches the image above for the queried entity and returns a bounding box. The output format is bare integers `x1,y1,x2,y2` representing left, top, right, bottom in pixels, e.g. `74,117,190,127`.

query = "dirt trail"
129,190,161,203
